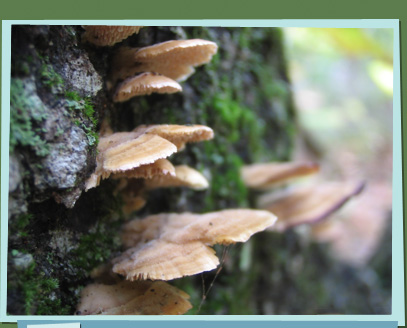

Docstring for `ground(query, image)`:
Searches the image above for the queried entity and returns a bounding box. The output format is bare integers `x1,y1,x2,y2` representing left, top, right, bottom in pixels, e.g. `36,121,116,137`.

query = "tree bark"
7,25,390,315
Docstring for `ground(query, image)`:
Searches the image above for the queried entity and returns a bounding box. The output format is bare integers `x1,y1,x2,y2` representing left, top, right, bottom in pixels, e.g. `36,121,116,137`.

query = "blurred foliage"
286,28,392,62
284,27,393,176
281,27,392,312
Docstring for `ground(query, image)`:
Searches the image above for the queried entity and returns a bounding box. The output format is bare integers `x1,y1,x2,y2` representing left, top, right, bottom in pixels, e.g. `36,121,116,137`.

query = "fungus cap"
111,158,176,179
113,240,220,281
112,39,218,82
122,195,147,215
144,165,209,190
134,124,214,150
82,26,142,46
114,209,277,280
103,133,177,172
241,161,320,190
311,182,391,266
85,133,178,190
168,209,277,245
122,209,278,248
260,181,365,231
113,72,182,102
76,280,191,315
98,131,141,153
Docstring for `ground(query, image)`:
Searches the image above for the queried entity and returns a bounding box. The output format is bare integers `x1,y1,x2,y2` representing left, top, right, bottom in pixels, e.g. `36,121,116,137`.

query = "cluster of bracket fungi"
76,26,364,316
240,161,365,233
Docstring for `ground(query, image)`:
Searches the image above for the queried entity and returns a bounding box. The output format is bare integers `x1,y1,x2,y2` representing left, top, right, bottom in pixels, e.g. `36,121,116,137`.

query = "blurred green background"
283,27,393,268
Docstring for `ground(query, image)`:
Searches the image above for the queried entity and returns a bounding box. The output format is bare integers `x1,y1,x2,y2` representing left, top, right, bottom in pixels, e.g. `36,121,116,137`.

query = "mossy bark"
7,25,390,315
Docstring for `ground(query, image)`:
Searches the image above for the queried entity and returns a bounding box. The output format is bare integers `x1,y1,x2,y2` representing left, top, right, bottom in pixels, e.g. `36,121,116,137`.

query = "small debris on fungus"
82,25,142,46
111,39,218,83
76,280,192,315
113,72,182,102
112,209,277,280
241,161,320,190
259,181,365,232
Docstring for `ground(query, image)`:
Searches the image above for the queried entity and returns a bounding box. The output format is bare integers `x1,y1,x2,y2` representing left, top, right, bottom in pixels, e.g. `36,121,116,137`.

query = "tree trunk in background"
7,25,390,315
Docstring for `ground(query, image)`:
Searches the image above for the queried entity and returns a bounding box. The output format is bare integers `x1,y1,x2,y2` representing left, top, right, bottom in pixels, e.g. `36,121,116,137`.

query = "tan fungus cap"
134,124,214,150
144,165,209,190
85,133,177,190
111,39,218,83
82,26,142,46
111,158,176,179
103,133,177,172
113,240,220,281
76,280,191,315
113,209,277,280
113,72,182,102
260,181,365,231
241,161,320,190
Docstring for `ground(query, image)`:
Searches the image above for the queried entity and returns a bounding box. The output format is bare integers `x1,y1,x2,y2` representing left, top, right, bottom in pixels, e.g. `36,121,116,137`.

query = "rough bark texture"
7,25,390,315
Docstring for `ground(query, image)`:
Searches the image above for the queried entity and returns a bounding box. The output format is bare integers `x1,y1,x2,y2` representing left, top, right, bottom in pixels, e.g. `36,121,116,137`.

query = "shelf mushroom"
241,161,320,190
111,158,176,180
133,124,215,150
111,39,218,84
76,280,191,315
85,133,178,190
85,124,214,191
144,165,209,190
112,209,277,281
82,26,142,47
113,72,182,102
259,181,365,232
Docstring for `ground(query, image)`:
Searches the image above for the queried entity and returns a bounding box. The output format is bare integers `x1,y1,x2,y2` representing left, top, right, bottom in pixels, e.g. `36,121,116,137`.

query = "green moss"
71,219,121,272
10,78,50,156
39,58,64,92
212,94,267,157
238,27,253,49
161,106,181,124
66,91,99,146
12,261,71,315
12,60,31,76
203,142,248,211
16,213,32,230
14,213,33,237
191,92,273,212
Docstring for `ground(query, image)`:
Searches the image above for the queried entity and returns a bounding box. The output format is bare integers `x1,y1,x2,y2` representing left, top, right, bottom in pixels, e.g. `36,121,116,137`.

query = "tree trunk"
7,25,390,315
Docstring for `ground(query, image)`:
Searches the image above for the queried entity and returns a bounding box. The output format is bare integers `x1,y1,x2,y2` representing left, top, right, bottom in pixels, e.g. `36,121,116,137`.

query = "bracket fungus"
133,124,215,150
103,134,178,172
144,165,209,190
82,25,142,46
112,209,277,280
85,124,214,191
113,72,182,102
85,133,177,190
111,39,218,83
112,158,176,180
259,181,365,232
310,182,392,266
76,280,192,315
241,161,320,190
115,164,209,215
